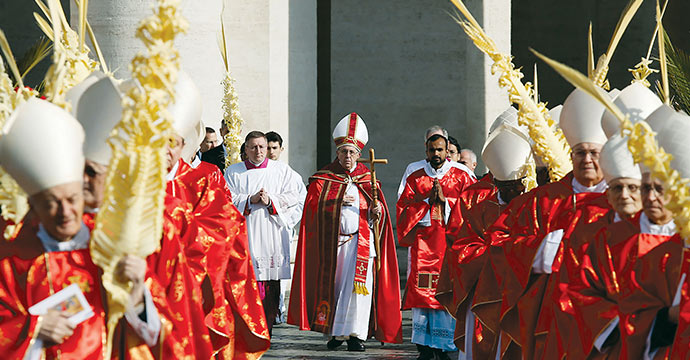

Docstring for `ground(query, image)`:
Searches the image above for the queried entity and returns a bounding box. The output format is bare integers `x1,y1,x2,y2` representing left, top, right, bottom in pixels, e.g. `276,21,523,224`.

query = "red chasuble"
540,206,615,360
0,219,106,360
436,173,507,358
397,162,474,310
288,160,402,343
568,214,682,360
670,249,690,359
616,233,682,359
487,172,607,359
167,159,270,359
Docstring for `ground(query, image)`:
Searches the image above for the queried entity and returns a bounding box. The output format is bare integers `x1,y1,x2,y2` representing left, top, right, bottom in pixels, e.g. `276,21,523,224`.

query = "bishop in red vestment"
0,98,164,359
437,112,534,360
397,134,475,359
542,134,642,359
166,136,270,358
487,88,613,359
289,113,402,352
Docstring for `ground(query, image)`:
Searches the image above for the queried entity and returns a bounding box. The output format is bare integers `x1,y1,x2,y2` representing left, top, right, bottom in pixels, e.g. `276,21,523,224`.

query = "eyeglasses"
641,183,665,197
338,149,360,157
572,150,601,160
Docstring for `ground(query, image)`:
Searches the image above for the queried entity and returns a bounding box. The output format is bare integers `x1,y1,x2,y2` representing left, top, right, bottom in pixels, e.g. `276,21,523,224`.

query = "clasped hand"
428,179,446,204
250,188,271,206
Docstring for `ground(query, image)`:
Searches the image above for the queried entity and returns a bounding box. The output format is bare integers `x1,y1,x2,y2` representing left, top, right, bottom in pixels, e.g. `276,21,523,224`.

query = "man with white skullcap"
487,88,616,359
288,113,402,352
437,107,535,359
0,98,158,359
397,121,476,359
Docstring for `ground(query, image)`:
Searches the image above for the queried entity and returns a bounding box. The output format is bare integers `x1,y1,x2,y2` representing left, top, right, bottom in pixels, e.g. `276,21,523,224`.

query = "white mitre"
482,122,533,181
65,70,106,116
560,88,614,146
488,106,520,135
601,82,662,138
599,134,641,182
169,71,203,164
0,98,85,195
76,76,123,166
332,112,368,151
645,105,690,179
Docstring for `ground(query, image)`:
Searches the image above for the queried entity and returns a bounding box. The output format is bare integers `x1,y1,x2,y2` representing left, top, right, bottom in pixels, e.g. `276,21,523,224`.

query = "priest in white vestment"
224,130,306,333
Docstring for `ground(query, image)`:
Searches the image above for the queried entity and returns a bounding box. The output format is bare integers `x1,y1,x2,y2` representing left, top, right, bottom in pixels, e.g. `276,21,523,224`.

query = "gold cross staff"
357,148,388,271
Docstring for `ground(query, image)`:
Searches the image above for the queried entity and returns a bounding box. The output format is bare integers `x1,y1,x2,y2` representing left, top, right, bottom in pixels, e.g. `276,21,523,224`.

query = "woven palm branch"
533,48,690,246
219,8,244,167
89,0,188,356
34,0,99,108
449,0,572,182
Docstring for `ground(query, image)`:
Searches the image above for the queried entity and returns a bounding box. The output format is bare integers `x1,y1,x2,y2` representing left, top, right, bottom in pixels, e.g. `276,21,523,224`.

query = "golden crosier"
449,0,572,182
89,0,188,357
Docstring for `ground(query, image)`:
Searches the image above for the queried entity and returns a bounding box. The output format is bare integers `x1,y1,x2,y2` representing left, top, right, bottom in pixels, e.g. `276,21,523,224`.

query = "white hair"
424,125,448,141
460,148,477,163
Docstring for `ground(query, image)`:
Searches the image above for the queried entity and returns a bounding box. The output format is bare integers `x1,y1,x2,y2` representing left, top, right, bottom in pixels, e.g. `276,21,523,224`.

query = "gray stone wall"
329,0,509,209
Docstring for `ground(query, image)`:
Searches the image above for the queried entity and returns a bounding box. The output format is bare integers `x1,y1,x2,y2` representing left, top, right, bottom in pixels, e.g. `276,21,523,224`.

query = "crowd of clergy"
5,1,690,360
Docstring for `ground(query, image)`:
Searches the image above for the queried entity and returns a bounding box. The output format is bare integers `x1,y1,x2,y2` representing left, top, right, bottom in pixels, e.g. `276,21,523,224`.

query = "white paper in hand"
28,283,94,326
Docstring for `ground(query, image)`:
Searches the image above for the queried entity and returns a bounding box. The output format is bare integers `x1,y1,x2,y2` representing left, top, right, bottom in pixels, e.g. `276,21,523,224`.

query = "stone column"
75,0,317,175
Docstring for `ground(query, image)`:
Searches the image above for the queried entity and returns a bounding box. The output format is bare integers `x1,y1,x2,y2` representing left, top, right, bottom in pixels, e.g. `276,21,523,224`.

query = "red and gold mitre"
332,112,368,151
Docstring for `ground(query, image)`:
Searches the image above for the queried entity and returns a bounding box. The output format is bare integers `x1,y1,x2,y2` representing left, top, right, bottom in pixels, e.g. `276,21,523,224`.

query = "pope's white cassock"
225,158,306,281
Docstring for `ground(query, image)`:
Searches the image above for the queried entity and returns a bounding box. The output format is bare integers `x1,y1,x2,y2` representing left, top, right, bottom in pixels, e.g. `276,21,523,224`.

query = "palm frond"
15,36,53,80
664,32,690,114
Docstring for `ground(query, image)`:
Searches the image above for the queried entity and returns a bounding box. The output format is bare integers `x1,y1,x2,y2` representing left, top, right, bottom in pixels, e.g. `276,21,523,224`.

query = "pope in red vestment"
288,159,402,344
289,113,402,350
167,156,270,359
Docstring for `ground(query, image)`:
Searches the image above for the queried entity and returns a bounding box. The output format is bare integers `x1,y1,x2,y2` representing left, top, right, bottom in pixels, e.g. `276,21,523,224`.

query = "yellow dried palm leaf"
219,8,244,167
532,48,690,245
449,0,572,181
90,0,188,357
591,0,644,86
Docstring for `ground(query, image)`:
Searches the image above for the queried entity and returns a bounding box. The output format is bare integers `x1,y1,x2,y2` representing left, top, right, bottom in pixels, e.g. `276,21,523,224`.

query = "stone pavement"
263,310,460,359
